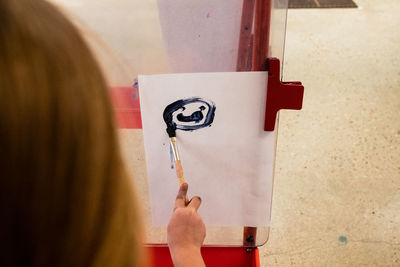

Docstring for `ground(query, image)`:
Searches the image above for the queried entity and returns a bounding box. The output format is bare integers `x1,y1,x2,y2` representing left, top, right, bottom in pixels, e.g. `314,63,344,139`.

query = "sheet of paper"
157,0,243,72
139,72,275,226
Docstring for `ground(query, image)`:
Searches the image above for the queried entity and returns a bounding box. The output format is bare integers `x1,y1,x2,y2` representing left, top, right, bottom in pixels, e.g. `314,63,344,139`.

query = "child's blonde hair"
0,0,143,266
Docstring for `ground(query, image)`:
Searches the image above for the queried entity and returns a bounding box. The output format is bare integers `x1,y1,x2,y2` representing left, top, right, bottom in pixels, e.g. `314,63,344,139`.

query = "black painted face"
163,97,216,135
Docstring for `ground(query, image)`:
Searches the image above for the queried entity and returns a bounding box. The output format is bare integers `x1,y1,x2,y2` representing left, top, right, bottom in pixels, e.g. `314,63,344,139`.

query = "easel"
110,0,304,265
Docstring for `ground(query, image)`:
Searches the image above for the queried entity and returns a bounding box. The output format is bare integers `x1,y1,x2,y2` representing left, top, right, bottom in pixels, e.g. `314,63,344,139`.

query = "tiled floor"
260,0,400,265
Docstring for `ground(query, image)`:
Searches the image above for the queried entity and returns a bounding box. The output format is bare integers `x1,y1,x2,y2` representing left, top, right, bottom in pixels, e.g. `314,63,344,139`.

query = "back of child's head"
0,0,143,266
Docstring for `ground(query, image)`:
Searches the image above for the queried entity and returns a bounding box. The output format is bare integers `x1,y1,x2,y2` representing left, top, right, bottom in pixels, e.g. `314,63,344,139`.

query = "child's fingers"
188,196,202,211
174,183,188,211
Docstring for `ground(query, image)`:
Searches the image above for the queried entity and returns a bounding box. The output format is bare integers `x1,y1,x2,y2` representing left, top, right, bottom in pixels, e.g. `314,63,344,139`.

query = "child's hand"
167,183,206,267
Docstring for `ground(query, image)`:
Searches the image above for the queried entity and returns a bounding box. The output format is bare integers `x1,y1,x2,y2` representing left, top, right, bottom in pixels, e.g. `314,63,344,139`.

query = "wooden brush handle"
175,160,188,204
175,160,185,185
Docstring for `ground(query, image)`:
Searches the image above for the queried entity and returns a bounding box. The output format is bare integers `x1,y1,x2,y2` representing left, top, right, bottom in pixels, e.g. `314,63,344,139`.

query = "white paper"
157,0,243,72
139,72,275,226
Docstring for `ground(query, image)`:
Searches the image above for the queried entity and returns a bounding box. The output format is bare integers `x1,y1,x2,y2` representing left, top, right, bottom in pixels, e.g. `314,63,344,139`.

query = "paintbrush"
167,126,189,204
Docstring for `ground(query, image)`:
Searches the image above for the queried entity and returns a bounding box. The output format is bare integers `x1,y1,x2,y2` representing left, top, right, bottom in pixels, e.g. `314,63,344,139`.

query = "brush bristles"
166,126,176,138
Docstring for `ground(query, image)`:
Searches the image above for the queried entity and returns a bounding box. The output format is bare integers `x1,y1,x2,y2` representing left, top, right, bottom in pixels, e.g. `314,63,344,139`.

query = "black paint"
176,105,205,123
163,97,216,137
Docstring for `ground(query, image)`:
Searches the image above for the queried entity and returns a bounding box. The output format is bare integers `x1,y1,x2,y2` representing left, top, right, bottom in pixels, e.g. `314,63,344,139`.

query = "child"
0,0,205,266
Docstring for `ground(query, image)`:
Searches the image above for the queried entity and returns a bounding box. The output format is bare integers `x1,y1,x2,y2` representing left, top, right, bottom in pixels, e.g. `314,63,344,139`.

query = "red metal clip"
264,58,304,131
